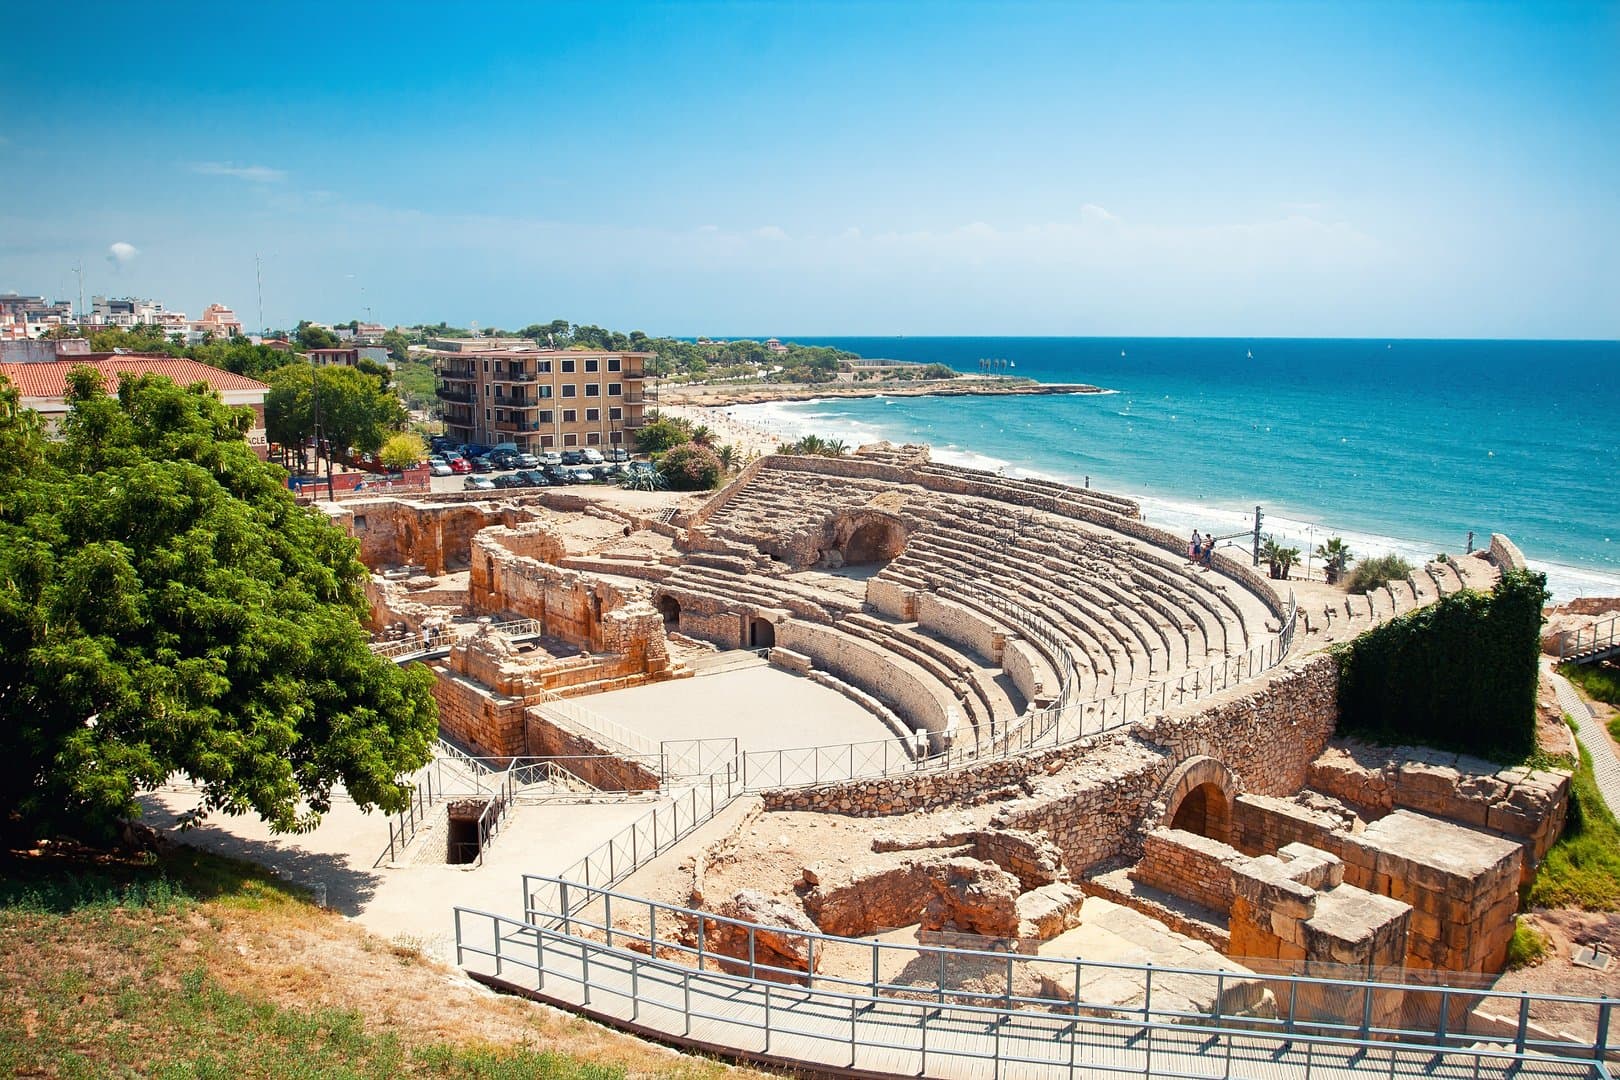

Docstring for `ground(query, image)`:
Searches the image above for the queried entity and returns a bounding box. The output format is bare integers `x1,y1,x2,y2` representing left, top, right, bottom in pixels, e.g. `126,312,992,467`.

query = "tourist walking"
1189,530,1201,564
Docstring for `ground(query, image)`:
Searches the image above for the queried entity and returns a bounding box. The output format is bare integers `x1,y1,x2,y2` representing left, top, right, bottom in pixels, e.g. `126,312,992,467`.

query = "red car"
449,457,472,474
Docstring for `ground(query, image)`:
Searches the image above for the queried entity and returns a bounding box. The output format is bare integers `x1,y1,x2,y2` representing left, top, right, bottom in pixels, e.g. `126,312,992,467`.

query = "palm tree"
691,424,716,447
1315,537,1354,584
715,443,739,470
1260,538,1302,580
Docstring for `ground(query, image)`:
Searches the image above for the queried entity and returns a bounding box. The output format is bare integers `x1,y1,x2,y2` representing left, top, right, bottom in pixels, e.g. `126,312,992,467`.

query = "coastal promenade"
1549,664,1620,817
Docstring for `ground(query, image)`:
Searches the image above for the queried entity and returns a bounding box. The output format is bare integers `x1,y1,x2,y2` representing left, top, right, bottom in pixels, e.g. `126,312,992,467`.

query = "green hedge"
1335,568,1547,761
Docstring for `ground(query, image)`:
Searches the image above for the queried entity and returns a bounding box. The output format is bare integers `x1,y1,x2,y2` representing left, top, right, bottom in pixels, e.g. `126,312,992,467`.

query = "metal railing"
451,760,518,867
1560,614,1620,664
738,592,1298,791
535,689,662,759
526,764,743,922
368,616,544,662
460,876,1618,1078
377,771,437,866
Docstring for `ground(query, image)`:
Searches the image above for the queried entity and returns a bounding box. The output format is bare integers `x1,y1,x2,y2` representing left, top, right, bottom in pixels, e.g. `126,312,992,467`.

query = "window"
561,384,576,398
495,409,505,421
563,432,578,446
538,384,552,398
485,408,492,420
539,410,553,424
561,359,575,373
584,359,599,372
353,515,368,533
537,360,552,373
585,408,600,421
541,434,555,447
610,430,623,444
608,357,621,372
494,360,504,373
609,407,622,420
482,359,489,373
607,382,622,396
587,432,601,445
585,383,599,397
562,409,576,423
483,382,490,397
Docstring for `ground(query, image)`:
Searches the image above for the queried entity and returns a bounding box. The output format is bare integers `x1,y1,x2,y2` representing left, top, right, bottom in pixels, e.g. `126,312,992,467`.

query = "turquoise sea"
723,338,1620,602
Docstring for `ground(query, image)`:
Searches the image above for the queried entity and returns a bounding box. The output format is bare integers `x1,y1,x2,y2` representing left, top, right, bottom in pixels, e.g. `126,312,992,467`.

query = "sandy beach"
654,402,786,459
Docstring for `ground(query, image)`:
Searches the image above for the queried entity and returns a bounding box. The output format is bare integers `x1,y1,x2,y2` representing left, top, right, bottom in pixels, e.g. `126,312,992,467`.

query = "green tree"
657,442,723,490
635,413,695,454
295,321,340,350
1315,537,1354,584
0,369,438,841
379,432,427,469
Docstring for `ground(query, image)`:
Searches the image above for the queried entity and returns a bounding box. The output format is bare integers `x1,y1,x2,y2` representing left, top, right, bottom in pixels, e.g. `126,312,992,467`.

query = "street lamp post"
310,354,334,501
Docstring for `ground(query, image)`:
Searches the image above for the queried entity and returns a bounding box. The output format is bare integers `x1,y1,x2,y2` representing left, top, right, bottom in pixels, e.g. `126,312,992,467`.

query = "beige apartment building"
431,340,650,452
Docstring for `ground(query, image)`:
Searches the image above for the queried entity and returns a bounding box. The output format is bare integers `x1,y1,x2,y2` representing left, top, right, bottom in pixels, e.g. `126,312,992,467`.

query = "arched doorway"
657,595,681,629
1159,755,1238,846
748,617,776,649
842,517,908,565
1170,782,1231,842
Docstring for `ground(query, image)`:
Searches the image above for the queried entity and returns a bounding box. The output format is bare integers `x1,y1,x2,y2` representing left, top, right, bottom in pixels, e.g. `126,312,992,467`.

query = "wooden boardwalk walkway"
1551,663,1620,818
456,912,1609,1080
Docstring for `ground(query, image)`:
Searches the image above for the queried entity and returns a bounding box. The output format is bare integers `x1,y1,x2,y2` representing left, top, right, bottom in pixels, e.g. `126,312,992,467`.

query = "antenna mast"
73,260,85,326
255,254,265,335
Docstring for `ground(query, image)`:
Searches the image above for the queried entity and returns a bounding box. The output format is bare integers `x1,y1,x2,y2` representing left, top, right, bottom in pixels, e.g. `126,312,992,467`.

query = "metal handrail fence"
1560,613,1620,663
377,771,437,866
458,759,518,867
368,616,544,662
461,878,1618,1076
737,591,1300,791
524,762,743,925
536,688,662,759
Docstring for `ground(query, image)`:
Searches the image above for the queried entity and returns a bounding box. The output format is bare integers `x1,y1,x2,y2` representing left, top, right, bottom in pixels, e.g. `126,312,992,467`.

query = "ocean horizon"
714,336,1620,602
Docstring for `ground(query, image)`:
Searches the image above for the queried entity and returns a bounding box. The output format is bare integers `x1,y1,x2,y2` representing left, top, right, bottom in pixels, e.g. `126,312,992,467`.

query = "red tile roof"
0,356,270,400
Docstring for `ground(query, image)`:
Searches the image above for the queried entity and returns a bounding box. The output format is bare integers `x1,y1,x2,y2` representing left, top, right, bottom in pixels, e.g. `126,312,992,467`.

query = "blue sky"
2,1,1616,338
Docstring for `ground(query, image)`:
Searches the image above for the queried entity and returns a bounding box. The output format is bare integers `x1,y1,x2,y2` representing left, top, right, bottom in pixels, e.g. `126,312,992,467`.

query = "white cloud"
107,241,139,266
190,161,287,183
753,225,789,241
1079,203,1118,224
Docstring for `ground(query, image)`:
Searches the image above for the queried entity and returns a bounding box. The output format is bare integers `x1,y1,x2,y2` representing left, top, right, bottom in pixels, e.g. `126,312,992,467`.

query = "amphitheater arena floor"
585,663,896,753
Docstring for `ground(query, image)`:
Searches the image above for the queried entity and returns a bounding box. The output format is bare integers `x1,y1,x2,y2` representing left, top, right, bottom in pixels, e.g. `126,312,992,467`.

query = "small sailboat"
1247,348,1253,359
1120,349,1126,357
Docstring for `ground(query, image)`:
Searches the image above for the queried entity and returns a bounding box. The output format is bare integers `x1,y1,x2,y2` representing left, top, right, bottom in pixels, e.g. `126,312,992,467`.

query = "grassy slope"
1525,737,1620,911
0,845,759,1079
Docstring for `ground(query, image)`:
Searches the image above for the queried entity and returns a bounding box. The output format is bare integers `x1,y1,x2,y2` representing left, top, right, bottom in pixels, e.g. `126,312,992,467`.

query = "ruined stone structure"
337,445,1568,998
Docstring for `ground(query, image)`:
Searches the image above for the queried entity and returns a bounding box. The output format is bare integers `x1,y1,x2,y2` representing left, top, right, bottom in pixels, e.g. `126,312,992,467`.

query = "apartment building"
431,341,650,452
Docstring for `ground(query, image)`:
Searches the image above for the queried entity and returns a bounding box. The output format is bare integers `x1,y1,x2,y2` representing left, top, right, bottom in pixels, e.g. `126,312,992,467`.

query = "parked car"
580,448,604,465
516,470,548,486
464,475,495,490
560,450,586,466
430,435,457,452
492,473,527,489
517,452,540,469
470,456,494,473
489,450,520,470
537,451,563,467
449,457,472,474
429,461,452,476
606,447,630,462
461,443,492,459
568,467,598,484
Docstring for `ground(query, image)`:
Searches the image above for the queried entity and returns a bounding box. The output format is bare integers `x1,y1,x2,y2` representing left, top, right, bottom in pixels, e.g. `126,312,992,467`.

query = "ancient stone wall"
1306,741,1569,877
775,620,953,741
521,710,660,791
999,638,1050,706
1135,827,1248,914
864,577,917,620
915,591,1004,664
1486,533,1528,573
431,670,528,759
328,498,494,575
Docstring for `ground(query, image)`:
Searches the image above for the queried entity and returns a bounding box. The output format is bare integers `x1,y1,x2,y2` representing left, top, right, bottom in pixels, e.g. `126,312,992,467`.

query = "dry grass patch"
0,842,771,1079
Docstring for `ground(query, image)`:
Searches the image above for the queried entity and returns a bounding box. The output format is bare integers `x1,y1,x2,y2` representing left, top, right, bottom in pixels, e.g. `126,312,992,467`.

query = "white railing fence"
457,877,1618,1079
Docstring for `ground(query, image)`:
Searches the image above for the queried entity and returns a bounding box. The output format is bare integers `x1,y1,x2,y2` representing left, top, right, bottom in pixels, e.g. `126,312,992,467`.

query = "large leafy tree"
0,369,438,842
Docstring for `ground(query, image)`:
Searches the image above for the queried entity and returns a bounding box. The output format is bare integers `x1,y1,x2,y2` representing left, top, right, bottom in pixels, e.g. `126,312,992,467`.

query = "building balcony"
436,384,475,403
493,370,538,383
436,363,477,378
492,398,539,410
621,390,645,404
493,418,542,433
621,369,645,380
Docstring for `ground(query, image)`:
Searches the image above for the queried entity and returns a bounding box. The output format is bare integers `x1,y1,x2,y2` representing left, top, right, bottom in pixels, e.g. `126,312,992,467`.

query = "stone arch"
748,616,776,649
1160,755,1238,845
819,510,911,569
656,595,681,628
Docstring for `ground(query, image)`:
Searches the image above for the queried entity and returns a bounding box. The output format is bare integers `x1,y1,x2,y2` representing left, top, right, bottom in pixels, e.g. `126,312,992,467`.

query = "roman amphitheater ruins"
293,443,1609,1075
